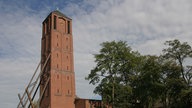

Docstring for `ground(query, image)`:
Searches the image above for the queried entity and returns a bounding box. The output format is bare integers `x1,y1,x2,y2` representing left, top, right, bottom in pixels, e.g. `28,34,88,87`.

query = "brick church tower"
40,10,76,108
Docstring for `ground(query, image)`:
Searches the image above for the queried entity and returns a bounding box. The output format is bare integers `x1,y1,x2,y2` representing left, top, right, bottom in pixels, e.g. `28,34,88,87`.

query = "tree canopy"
86,39,192,108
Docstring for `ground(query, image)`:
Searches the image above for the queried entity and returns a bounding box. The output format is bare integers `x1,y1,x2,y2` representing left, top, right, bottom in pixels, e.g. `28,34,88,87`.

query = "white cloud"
72,0,192,54
0,58,39,107
0,3,46,107
72,0,192,98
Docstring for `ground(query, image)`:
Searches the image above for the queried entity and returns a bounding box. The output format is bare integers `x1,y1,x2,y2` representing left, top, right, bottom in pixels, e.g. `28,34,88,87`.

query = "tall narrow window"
47,18,50,30
54,16,57,29
44,23,46,34
67,21,70,34
46,21,48,33
49,17,51,30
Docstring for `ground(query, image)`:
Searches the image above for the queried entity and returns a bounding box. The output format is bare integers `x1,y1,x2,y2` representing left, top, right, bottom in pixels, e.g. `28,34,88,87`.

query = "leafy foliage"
86,39,192,108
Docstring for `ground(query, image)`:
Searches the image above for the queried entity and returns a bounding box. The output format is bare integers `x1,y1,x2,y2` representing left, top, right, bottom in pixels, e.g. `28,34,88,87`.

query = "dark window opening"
44,23,46,34
67,21,70,34
48,38,51,50
46,21,48,33
48,18,50,30
57,74,59,79
54,16,57,29
49,17,51,30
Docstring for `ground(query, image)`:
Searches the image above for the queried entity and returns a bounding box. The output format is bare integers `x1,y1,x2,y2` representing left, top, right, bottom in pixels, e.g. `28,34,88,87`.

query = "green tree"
86,39,192,108
86,41,138,108
163,39,192,86
132,56,164,108
162,39,192,107
159,58,181,107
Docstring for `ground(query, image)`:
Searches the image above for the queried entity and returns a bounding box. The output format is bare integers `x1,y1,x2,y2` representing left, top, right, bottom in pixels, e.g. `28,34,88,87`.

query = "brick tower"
40,10,76,108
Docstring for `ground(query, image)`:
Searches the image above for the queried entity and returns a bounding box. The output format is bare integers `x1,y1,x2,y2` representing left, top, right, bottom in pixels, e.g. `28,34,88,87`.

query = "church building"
17,10,107,108
40,10,104,108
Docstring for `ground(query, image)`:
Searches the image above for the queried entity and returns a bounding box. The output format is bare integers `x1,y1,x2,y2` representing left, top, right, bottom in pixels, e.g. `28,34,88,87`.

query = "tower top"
51,10,72,20
43,10,72,23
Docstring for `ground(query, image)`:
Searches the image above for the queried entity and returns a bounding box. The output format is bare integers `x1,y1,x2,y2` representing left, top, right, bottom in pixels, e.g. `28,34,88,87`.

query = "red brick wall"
75,99,108,108
40,11,75,108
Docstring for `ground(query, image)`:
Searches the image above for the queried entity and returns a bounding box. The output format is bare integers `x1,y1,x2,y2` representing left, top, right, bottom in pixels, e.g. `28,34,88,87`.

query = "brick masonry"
40,10,75,108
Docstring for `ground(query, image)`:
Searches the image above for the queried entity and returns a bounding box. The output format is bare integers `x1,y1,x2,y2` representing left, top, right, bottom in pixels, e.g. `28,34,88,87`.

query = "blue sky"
1,0,192,107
